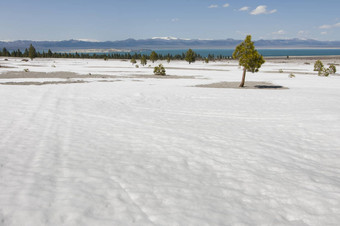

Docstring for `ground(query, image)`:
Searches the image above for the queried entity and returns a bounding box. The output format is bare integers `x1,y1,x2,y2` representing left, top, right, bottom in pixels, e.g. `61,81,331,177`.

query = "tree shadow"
254,85,286,89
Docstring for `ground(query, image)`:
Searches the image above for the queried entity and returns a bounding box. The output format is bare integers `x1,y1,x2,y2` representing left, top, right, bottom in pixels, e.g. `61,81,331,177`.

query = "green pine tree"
185,49,196,64
150,51,158,63
232,35,265,87
140,55,147,66
28,44,37,60
23,48,29,57
17,49,23,57
47,49,53,58
2,48,9,57
314,60,324,75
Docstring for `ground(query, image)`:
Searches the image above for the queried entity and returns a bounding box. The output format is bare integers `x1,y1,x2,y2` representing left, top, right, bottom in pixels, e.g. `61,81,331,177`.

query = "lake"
133,49,340,57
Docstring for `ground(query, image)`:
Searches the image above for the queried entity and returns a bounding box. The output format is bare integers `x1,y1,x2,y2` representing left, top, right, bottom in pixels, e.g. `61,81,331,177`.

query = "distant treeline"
0,45,231,61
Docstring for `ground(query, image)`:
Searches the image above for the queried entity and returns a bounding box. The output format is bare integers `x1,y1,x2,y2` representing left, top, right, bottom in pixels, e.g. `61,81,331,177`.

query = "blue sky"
1,0,340,41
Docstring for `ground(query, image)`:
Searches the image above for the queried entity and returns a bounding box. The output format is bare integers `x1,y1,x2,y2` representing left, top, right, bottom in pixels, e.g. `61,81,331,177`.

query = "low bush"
314,60,324,75
154,64,166,76
314,60,336,76
130,58,136,64
322,68,330,77
329,64,336,74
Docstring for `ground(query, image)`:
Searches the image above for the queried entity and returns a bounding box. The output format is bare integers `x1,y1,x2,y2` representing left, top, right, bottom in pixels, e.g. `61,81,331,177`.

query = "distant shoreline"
263,55,340,60
65,49,340,58
67,47,340,53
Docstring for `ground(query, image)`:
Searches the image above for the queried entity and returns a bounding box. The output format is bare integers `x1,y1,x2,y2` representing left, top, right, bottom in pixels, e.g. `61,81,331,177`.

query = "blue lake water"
133,49,340,57
88,49,340,57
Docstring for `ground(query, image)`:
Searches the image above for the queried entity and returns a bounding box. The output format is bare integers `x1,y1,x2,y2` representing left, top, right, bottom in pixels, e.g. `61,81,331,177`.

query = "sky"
1,0,340,41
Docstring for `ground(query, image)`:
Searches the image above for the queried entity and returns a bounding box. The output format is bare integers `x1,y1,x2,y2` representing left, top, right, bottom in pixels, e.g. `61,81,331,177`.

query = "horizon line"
2,37,340,43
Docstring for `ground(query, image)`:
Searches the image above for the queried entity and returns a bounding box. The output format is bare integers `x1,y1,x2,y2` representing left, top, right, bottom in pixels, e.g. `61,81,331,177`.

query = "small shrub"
51,64,56,68
23,68,29,72
329,64,336,74
167,57,171,63
315,64,336,77
322,68,330,77
22,59,29,62
4,59,8,61
153,64,166,76
204,58,209,64
130,58,136,64
314,60,324,75
104,56,108,61
135,65,139,68
279,69,283,73
288,73,295,78
304,62,310,65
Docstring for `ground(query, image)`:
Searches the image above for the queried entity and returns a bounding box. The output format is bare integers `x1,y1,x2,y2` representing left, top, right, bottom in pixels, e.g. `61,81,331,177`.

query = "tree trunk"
239,67,246,87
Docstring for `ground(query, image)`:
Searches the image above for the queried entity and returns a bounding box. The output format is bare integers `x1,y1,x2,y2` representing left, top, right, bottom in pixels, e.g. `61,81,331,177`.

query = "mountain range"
1,38,340,52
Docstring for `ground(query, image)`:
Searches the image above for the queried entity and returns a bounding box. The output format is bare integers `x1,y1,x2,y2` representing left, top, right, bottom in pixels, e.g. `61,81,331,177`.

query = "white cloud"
223,3,229,8
319,22,340,29
321,31,327,35
171,18,179,22
239,6,249,11
272,30,286,35
208,5,218,8
319,24,332,29
251,5,277,15
251,6,266,15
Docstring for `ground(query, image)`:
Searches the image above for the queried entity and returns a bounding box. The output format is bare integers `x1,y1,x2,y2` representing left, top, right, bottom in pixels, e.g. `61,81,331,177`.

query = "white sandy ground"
0,57,340,226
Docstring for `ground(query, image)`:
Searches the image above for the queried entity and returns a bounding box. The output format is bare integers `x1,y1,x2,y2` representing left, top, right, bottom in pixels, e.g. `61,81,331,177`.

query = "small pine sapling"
153,64,166,76
314,60,324,75
329,64,336,74
232,35,265,87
